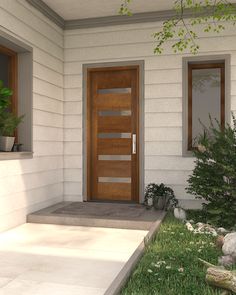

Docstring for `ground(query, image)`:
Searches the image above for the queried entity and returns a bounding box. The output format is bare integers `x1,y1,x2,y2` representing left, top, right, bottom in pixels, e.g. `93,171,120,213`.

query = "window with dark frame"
0,33,33,160
187,61,225,150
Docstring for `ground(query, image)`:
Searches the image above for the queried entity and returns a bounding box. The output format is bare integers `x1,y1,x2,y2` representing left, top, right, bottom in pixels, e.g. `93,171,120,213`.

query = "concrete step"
27,202,164,230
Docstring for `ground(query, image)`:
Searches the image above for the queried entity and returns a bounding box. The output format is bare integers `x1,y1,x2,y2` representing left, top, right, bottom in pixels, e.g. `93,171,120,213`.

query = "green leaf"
207,208,224,214
120,0,236,55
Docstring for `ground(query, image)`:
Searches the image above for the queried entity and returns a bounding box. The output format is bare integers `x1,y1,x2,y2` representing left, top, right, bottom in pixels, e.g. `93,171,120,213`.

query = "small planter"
0,136,15,152
147,198,153,207
154,196,167,210
145,183,178,211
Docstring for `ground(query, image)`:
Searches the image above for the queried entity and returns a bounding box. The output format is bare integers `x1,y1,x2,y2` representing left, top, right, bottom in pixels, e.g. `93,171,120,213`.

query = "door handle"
132,134,136,154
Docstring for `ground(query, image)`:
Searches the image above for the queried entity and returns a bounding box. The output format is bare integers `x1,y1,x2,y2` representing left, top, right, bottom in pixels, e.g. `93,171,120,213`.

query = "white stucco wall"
64,21,236,208
0,0,64,232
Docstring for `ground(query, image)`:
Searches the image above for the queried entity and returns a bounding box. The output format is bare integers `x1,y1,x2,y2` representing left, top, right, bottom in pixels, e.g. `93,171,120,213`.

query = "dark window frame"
187,62,225,150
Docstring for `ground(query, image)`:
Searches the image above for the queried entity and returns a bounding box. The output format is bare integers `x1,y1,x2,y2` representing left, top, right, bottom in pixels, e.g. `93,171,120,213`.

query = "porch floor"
27,202,163,230
0,223,148,295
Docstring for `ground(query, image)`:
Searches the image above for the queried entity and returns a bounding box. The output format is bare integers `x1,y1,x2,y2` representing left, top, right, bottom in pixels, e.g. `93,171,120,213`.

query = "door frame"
82,60,145,203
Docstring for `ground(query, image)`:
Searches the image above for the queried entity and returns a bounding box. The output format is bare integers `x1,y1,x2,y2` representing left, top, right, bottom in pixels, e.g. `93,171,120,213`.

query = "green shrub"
187,116,236,228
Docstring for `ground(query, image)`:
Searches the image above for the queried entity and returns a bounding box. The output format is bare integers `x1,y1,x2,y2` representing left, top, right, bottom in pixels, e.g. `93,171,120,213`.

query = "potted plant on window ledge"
0,81,24,152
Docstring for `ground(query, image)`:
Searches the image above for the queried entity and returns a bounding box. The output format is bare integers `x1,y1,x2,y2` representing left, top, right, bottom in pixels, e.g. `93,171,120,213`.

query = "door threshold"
88,200,139,204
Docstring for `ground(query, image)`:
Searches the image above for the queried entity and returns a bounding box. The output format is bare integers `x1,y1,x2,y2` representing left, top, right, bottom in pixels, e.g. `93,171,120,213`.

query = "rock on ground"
222,232,236,258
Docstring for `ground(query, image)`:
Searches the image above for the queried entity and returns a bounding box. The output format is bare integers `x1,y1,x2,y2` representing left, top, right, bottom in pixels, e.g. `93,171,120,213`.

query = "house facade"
0,0,235,232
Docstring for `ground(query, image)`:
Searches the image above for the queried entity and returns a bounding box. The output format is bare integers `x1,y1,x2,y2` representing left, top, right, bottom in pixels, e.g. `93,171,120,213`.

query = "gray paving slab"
0,223,148,295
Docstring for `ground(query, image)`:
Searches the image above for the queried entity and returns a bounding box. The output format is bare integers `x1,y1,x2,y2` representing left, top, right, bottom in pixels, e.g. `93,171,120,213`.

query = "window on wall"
184,58,227,153
0,32,33,160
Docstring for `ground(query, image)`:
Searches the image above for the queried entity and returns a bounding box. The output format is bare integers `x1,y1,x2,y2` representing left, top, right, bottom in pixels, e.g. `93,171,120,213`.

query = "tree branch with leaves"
119,0,236,54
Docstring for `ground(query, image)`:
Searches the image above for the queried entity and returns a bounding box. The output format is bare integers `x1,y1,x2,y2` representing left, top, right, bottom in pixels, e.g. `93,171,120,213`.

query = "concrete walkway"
0,223,147,295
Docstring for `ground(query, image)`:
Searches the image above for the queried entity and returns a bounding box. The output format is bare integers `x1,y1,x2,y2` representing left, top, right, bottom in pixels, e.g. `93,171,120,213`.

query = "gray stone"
174,208,186,221
223,232,236,258
218,255,236,267
217,227,228,234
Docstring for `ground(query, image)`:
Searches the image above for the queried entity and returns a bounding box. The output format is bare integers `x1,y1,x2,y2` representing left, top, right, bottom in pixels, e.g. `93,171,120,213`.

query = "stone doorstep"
104,211,166,295
27,214,155,230
27,202,163,231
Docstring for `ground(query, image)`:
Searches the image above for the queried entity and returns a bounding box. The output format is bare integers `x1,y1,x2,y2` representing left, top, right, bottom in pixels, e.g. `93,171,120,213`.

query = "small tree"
187,117,236,228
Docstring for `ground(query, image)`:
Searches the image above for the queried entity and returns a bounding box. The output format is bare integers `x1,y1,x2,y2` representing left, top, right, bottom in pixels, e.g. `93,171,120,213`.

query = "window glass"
98,133,131,139
192,68,221,144
188,62,225,150
0,53,9,86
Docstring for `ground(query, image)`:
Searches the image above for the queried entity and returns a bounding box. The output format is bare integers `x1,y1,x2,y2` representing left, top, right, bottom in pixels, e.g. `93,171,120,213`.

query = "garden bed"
121,213,235,295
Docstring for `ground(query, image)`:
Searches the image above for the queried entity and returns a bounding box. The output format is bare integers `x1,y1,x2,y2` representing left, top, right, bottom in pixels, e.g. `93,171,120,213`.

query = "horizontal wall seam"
0,4,64,50
34,76,64,90
0,167,63,180
0,195,63,217
0,181,63,198
33,124,63,129
64,49,236,63
34,60,63,75
64,33,236,50
33,107,63,116
33,92,64,102
19,0,64,36
0,24,64,63
34,140,63,143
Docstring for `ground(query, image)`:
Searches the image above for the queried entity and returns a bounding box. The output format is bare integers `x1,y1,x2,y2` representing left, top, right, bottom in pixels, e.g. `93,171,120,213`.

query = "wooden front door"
87,66,139,202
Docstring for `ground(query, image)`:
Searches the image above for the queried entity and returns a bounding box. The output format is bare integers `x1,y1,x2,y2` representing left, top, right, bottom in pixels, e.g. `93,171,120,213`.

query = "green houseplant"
0,80,24,152
144,183,178,210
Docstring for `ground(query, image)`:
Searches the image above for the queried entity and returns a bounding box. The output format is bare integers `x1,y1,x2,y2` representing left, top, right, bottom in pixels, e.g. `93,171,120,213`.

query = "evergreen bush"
187,116,236,228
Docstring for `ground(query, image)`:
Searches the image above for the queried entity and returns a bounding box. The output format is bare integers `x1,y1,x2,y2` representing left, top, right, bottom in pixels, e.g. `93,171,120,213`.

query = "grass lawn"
122,214,226,295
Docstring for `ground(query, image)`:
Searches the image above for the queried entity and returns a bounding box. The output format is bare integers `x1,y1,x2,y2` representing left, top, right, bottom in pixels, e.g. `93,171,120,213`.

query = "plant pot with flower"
0,81,24,152
144,183,178,211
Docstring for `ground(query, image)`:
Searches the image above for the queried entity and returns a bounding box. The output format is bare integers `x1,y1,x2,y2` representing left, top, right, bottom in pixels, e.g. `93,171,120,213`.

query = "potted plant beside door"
0,81,24,152
144,183,178,210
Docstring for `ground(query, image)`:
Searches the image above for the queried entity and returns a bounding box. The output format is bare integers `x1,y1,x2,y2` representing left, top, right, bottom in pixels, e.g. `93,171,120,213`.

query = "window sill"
0,151,33,161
